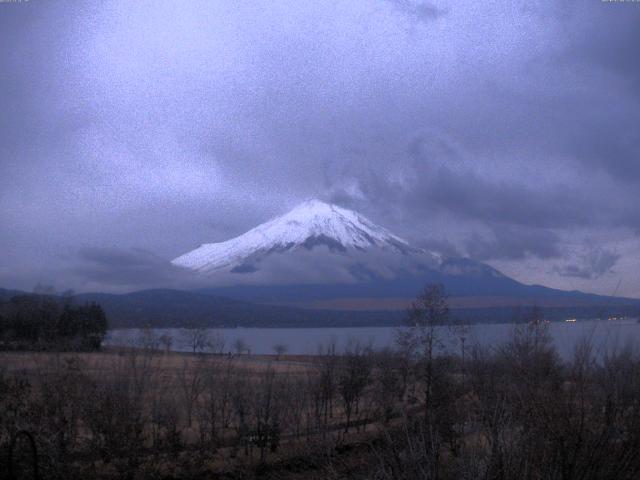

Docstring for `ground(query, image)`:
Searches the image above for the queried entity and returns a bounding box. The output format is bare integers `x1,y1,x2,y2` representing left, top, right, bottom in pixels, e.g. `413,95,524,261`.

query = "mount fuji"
172,199,434,275
172,200,637,313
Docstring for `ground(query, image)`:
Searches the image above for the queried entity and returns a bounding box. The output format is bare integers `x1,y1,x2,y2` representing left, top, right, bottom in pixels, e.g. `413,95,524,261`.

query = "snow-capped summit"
172,199,424,274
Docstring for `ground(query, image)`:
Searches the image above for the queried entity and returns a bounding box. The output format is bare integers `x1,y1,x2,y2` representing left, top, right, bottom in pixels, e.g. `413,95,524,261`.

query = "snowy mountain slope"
172,199,431,275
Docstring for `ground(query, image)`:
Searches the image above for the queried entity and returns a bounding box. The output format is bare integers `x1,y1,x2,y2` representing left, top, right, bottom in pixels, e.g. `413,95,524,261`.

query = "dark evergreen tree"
0,295,108,351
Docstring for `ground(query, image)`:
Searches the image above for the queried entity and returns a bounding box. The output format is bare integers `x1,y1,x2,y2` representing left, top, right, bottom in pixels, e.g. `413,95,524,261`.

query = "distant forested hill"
2,287,638,329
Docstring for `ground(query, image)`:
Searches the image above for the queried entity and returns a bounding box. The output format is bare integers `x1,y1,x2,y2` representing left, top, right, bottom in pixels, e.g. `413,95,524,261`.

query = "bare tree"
273,343,288,360
136,326,159,351
176,357,205,428
373,349,403,423
338,340,372,433
198,357,236,447
209,330,226,354
181,327,210,354
285,377,309,440
393,283,451,476
83,350,156,478
233,338,249,355
158,333,173,353
315,339,339,433
250,367,288,462
401,283,449,420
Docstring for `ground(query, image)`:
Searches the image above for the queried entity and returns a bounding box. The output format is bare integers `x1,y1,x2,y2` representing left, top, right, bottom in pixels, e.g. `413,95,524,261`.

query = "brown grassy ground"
1,348,394,479
0,349,314,375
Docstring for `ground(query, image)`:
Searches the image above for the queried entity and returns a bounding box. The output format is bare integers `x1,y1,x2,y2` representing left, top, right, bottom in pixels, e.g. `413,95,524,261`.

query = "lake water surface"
105,319,640,360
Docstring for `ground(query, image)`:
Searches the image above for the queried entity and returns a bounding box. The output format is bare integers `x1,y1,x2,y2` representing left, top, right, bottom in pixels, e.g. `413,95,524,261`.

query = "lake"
104,318,640,360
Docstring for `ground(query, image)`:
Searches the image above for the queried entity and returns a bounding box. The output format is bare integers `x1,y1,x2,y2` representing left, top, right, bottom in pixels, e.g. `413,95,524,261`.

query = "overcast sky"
1,0,639,296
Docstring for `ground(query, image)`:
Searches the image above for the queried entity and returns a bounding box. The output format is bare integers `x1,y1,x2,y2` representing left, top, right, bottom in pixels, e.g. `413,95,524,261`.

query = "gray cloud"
465,227,562,262
385,0,446,22
416,238,460,258
553,247,621,280
421,167,592,229
73,247,204,292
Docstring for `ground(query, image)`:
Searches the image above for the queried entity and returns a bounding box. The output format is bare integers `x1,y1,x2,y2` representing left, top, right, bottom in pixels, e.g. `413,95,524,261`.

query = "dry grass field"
0,349,314,376
5,320,640,479
0,345,403,479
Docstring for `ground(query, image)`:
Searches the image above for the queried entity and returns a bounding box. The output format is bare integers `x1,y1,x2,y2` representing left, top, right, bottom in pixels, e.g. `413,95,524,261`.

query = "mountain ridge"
1,287,637,328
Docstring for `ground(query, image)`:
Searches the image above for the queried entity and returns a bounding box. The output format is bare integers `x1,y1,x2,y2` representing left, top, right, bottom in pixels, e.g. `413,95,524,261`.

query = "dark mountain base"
2,287,638,329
